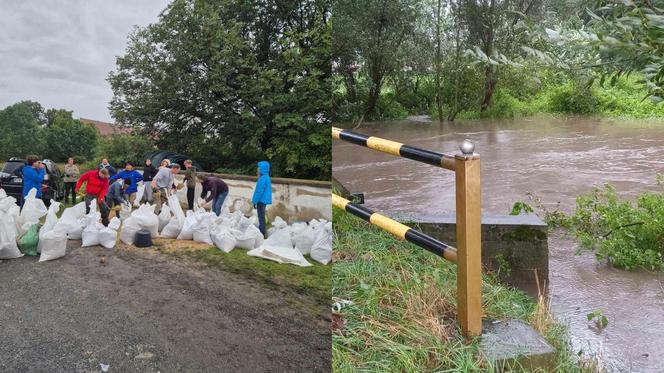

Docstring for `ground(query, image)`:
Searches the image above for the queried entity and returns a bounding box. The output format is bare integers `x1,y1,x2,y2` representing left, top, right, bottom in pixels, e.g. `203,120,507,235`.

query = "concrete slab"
480,319,556,372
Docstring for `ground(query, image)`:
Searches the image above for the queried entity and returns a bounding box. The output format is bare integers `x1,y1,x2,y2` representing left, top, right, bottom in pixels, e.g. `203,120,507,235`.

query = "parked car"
0,158,64,206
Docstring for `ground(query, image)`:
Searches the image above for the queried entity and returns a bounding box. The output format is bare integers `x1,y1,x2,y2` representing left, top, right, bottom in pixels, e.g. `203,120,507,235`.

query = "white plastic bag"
161,216,182,238
81,222,105,247
119,217,142,245
158,204,171,232
176,210,196,240
98,217,121,249
119,203,132,221
310,221,333,265
0,190,21,259
211,226,238,253
38,200,62,253
53,201,87,240
192,210,215,245
267,216,288,236
133,183,145,207
264,226,293,249
38,229,67,262
17,188,47,235
132,204,159,238
233,198,252,216
234,224,264,250
168,194,186,226
291,222,315,255
248,245,312,267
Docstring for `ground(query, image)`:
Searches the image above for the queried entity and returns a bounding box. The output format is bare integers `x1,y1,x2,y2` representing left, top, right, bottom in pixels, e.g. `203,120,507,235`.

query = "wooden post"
455,151,482,337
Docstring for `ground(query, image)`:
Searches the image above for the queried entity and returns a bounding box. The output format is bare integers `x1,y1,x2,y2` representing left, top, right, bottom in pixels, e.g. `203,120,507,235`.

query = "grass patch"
332,207,597,372
154,238,330,307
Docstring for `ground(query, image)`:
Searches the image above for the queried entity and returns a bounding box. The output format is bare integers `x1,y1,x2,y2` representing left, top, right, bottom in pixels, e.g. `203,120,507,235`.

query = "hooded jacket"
98,162,116,177
107,180,128,204
22,166,45,198
76,170,109,202
251,161,272,205
110,170,143,194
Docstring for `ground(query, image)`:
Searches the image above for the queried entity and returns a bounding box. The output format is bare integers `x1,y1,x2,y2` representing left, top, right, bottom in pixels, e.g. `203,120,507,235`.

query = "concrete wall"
173,172,331,223
398,213,549,297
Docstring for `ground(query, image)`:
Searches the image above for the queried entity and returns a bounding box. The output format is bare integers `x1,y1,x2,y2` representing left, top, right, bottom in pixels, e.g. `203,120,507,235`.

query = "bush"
546,82,598,114
571,182,664,271
376,92,409,119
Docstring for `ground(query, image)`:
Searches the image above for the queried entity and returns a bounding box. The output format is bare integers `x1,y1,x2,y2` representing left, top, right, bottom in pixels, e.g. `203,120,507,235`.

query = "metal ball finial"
460,139,475,155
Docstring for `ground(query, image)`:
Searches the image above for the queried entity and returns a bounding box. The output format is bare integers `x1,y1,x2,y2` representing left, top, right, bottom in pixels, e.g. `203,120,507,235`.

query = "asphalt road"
0,242,330,372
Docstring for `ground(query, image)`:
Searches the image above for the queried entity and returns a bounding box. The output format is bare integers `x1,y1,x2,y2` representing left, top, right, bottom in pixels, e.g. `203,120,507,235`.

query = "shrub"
571,182,664,271
546,82,598,114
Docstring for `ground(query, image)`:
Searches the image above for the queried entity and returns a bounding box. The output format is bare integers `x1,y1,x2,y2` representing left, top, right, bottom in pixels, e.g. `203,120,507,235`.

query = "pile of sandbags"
16,189,47,236
0,190,22,259
53,201,87,240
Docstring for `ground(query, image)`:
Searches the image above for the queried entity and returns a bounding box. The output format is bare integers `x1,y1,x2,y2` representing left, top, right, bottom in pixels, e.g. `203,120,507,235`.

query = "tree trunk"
365,78,383,117
434,0,443,121
480,0,497,112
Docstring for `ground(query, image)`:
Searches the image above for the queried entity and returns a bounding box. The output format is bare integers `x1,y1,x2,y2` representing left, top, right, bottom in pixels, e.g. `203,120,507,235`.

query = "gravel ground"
0,242,330,373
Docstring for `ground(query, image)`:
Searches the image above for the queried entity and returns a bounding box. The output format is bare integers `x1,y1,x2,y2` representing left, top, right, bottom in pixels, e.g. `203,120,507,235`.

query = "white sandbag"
38,200,62,253
249,211,259,227
53,201,87,240
264,226,293,249
192,210,215,245
161,216,182,238
0,191,21,259
158,204,171,232
247,245,312,267
168,194,186,226
81,222,105,247
267,216,288,236
17,188,47,235
38,229,67,262
119,217,141,245
98,217,121,249
119,203,132,221
176,210,196,240
310,221,333,265
211,225,238,253
291,222,315,255
80,199,101,228
234,224,264,250
131,204,159,238
133,183,145,207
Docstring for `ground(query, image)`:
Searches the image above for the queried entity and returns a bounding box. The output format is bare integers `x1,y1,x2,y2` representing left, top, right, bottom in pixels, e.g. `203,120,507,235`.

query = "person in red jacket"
76,168,111,226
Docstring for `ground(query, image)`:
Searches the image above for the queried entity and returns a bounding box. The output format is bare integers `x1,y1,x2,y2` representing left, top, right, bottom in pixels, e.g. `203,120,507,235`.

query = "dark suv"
0,158,64,206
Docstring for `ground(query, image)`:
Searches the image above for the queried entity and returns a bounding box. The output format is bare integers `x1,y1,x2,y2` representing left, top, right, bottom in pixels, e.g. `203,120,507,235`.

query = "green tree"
332,0,421,118
0,101,46,159
108,0,331,180
41,110,99,162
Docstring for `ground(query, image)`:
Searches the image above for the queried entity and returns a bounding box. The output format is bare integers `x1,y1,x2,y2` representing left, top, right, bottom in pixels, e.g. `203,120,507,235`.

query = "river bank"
332,115,664,372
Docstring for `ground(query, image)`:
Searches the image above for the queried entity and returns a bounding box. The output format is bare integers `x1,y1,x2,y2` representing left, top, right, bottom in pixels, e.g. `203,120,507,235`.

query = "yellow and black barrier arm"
333,193,458,263
332,127,456,171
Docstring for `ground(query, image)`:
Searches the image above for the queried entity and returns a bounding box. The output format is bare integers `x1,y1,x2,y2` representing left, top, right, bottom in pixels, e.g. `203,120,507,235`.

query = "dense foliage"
571,182,664,271
0,101,98,162
332,0,664,122
95,134,156,169
108,0,331,180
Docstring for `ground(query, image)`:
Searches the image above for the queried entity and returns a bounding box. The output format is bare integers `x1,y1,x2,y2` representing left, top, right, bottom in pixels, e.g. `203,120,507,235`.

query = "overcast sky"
0,0,169,122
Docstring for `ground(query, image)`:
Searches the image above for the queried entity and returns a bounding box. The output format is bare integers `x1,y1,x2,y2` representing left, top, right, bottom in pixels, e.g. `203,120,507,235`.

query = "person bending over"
76,168,110,226
200,175,228,216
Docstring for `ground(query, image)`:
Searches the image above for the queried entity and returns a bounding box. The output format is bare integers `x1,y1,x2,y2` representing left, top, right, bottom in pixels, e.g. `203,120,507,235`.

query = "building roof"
79,118,132,137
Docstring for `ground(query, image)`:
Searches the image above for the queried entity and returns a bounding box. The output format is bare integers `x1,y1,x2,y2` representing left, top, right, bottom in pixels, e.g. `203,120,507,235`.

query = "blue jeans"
212,192,228,216
257,203,266,236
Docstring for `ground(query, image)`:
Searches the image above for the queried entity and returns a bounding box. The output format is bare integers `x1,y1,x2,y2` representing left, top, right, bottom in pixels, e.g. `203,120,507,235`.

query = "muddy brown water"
333,115,664,372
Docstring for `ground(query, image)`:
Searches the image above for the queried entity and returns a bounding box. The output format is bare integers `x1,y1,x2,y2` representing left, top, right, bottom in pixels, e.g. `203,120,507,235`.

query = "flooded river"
332,115,664,372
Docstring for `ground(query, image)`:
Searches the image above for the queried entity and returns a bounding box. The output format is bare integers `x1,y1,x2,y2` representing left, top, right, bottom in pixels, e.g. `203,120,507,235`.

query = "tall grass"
332,207,600,372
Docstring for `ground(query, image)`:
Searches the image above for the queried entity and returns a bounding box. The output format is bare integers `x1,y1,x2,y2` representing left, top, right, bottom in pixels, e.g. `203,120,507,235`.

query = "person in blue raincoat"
22,155,46,206
251,161,272,237
109,161,143,206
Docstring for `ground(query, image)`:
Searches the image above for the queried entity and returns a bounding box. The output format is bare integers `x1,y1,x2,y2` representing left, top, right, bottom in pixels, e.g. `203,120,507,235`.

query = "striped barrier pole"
332,127,482,337
332,127,456,170
332,193,458,263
